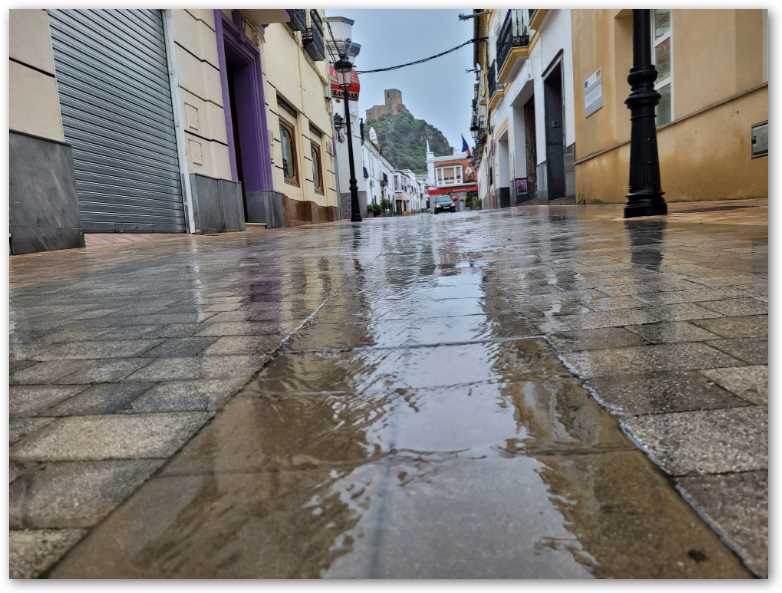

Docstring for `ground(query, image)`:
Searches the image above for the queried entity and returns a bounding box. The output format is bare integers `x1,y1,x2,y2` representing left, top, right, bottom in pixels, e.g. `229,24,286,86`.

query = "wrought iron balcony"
303,10,325,61
497,9,529,76
287,9,307,32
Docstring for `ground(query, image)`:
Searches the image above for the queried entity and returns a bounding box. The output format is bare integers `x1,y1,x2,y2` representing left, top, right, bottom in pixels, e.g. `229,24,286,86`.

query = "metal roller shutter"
48,9,186,233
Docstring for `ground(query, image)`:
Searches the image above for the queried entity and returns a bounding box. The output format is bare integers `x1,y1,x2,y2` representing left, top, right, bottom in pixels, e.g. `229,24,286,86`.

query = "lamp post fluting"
624,9,667,218
335,56,362,223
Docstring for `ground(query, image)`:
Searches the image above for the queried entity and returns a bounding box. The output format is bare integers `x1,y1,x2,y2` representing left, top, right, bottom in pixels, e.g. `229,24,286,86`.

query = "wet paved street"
9,200,767,578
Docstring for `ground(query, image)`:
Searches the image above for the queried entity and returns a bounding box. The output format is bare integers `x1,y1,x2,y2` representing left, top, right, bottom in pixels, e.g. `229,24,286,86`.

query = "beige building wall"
170,9,231,181
9,9,65,142
572,9,767,204
261,12,338,210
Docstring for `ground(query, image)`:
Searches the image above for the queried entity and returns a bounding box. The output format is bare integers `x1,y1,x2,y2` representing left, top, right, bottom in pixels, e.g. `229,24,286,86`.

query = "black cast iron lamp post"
334,53,362,223
624,9,667,218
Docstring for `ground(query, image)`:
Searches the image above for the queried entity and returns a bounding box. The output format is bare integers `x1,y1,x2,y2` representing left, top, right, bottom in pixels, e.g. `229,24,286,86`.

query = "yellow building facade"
261,12,339,225
572,9,768,204
9,9,339,254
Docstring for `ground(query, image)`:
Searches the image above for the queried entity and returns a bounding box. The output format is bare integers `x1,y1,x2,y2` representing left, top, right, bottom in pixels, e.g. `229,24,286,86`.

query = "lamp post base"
624,191,668,218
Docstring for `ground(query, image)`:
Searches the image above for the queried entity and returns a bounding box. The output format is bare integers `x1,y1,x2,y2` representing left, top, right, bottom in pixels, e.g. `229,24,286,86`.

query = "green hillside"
366,107,452,174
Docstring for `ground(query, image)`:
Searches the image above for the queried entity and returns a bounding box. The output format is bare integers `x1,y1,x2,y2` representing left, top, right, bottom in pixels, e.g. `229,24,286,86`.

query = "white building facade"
392,168,422,213
362,127,396,209
475,9,576,209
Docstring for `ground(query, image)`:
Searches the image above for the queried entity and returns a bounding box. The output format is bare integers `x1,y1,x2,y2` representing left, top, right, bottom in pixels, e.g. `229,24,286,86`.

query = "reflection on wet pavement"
10,203,766,578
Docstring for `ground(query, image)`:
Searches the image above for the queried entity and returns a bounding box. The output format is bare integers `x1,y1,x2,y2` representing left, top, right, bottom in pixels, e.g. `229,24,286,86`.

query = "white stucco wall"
488,9,576,190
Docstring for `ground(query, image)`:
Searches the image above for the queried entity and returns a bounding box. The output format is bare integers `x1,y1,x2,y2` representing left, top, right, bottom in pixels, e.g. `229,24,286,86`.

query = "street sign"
584,68,603,117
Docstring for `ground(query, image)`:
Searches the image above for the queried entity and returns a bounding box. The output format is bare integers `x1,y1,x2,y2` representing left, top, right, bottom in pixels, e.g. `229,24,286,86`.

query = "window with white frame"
436,165,464,186
652,9,672,127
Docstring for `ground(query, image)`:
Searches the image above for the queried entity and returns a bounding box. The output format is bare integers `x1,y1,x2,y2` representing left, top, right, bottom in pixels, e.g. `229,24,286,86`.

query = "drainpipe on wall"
162,9,197,234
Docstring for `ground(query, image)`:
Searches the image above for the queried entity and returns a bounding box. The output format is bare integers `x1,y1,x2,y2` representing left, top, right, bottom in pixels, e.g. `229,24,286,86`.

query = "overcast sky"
326,9,474,154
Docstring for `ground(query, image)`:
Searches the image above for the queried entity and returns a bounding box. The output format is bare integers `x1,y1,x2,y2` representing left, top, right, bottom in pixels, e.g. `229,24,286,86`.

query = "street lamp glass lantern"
334,57,353,86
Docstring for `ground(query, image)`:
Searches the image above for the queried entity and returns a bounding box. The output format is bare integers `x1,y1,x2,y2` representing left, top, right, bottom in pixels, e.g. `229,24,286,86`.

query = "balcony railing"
287,9,307,31
303,10,325,61
488,61,499,97
497,9,529,74
528,9,537,22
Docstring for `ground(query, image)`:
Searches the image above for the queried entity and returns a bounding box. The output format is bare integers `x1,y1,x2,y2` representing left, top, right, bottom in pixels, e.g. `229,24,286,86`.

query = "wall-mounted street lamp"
334,51,362,223
333,113,345,142
625,9,667,218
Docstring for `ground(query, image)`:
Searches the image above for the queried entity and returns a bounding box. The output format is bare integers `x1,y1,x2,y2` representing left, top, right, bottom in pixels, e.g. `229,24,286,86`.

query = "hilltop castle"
366,89,407,120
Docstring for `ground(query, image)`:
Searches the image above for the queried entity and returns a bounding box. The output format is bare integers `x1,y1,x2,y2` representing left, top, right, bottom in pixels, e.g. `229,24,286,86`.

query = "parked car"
433,196,456,214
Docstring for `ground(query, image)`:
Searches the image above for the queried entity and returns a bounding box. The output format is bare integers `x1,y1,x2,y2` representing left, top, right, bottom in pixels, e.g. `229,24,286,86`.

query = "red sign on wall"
329,66,360,101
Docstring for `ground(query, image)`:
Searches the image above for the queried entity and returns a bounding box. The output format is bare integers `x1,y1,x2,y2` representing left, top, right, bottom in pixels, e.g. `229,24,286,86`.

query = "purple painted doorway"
215,11,273,222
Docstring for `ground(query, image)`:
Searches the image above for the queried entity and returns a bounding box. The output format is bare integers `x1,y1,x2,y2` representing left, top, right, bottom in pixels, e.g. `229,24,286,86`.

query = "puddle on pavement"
52,338,749,578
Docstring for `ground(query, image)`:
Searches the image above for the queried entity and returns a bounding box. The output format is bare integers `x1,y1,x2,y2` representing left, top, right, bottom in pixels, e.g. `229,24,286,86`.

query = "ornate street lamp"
625,9,667,218
334,51,362,223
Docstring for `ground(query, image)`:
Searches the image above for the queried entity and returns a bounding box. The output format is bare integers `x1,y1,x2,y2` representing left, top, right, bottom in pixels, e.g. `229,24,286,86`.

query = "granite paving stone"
10,413,211,462
587,371,749,416
597,278,705,296
676,471,768,577
10,459,165,528
96,325,168,340
624,321,719,344
581,296,648,311
10,360,92,385
634,287,748,305
32,327,113,345
9,359,38,373
140,337,218,358
620,406,767,475
124,355,267,382
700,366,768,405
196,321,288,337
23,339,162,361
9,385,86,417
110,313,217,327
9,418,55,446
57,358,152,384
551,302,722,331
127,378,249,412
690,315,767,338
45,383,153,416
705,337,767,365
203,335,284,355
547,327,646,352
10,529,87,578
698,298,768,317
562,342,741,378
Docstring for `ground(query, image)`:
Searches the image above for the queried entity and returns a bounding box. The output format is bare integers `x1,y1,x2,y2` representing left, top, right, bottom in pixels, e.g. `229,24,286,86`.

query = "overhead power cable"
356,37,487,74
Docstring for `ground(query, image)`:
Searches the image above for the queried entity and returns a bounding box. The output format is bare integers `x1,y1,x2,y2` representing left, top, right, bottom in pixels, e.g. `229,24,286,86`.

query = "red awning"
427,184,478,196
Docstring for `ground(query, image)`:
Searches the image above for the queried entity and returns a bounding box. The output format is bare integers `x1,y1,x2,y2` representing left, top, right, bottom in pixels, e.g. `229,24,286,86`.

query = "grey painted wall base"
190,174,246,234
533,146,576,202
338,191,367,219
564,143,576,199
246,189,285,228
498,187,511,208
536,161,549,201
10,131,84,255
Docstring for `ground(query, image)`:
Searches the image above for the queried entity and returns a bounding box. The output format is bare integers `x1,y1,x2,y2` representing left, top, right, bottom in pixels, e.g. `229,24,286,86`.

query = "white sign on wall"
584,68,603,117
